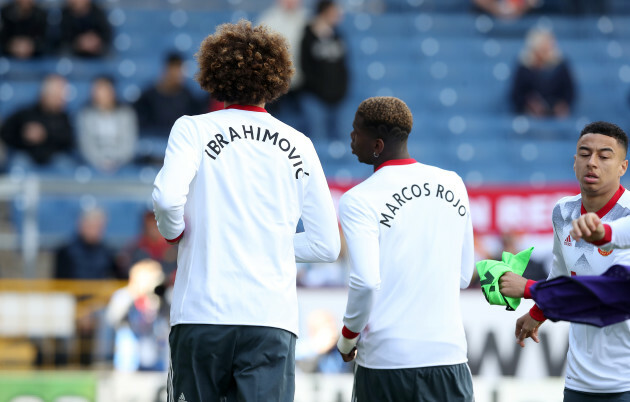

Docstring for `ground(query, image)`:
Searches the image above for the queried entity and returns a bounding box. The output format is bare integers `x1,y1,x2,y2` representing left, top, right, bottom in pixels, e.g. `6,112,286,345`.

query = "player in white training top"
153,21,340,402
335,97,475,401
500,121,630,401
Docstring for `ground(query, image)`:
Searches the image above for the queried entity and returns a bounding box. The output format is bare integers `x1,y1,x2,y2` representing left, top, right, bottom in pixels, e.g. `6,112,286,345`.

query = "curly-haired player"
336,97,475,401
153,20,340,401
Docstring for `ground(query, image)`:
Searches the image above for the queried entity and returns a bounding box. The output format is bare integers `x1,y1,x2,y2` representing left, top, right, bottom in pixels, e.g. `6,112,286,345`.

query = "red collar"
581,184,625,217
374,158,417,172
225,104,268,113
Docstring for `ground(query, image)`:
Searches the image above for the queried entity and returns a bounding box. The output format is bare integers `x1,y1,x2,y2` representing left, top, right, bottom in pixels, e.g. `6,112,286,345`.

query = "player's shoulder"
418,163,465,186
617,187,630,208
339,179,375,212
340,181,367,204
554,193,581,209
551,193,581,227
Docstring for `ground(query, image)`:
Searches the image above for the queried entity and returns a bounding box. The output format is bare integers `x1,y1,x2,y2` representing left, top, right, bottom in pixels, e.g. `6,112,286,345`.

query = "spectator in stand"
76,76,138,173
559,0,608,15
258,0,309,130
300,0,348,140
296,309,352,374
473,0,539,19
60,0,112,57
117,211,178,278
0,0,48,59
106,259,170,371
0,74,74,166
55,207,120,279
510,28,575,118
134,52,206,137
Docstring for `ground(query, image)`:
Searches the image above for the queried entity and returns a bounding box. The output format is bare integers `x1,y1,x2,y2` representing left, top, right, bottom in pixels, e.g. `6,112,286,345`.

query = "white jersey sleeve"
605,216,630,250
293,142,340,263
460,211,474,288
549,227,571,279
548,205,571,280
152,116,202,241
338,192,381,334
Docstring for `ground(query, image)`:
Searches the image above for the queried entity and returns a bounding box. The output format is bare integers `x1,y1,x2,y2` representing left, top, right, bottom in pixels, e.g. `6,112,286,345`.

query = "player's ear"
619,158,628,177
573,154,577,172
374,138,385,156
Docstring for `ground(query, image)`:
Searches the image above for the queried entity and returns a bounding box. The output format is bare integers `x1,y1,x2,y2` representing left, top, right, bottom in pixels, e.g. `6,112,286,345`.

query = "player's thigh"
413,363,474,402
231,326,296,402
564,388,630,402
354,364,474,402
353,366,415,402
168,324,236,402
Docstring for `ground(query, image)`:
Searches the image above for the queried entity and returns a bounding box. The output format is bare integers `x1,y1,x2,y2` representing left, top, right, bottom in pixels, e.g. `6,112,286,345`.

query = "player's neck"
581,183,621,213
373,150,411,171
224,101,266,109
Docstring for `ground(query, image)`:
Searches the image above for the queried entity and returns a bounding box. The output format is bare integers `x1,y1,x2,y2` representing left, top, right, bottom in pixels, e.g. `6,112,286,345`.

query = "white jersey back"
153,107,339,336
339,161,474,369
550,187,630,392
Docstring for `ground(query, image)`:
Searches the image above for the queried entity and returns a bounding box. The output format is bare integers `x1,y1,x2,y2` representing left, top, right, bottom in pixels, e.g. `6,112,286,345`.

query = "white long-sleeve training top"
339,159,474,369
547,186,630,393
153,105,340,336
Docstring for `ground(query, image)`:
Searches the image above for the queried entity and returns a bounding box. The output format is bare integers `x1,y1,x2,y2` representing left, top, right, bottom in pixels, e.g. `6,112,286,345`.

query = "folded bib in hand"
475,247,534,311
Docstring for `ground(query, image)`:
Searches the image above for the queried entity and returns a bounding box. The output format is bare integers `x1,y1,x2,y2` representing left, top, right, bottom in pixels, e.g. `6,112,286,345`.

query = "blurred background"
0,0,628,400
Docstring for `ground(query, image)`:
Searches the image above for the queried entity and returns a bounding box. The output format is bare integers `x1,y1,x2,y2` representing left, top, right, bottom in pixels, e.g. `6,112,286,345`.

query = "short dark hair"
356,97,413,143
316,0,335,15
93,74,115,85
195,20,293,105
166,52,184,65
580,121,628,155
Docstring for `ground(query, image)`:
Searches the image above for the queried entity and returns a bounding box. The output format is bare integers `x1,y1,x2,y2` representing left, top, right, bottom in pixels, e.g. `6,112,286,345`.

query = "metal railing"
0,176,154,278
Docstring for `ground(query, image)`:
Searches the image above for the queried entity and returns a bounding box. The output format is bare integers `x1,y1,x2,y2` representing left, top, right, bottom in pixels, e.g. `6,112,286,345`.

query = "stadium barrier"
0,371,565,402
0,280,126,368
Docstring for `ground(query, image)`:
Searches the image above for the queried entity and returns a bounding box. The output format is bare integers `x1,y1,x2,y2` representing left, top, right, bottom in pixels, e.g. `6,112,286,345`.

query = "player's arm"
336,193,380,361
293,141,340,263
459,181,474,288
152,116,201,244
513,217,572,347
571,212,630,250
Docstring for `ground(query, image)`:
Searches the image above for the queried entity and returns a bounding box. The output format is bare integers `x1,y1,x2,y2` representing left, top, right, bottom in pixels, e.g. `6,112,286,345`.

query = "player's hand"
570,212,604,243
499,272,528,298
515,313,542,348
338,346,357,362
337,334,358,362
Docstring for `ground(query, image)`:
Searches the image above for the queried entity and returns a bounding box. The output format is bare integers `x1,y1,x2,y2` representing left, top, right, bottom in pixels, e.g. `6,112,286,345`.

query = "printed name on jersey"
204,125,309,179
598,248,613,256
379,183,467,228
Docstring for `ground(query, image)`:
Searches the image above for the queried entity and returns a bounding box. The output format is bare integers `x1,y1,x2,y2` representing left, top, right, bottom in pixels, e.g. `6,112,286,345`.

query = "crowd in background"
1,0,623,374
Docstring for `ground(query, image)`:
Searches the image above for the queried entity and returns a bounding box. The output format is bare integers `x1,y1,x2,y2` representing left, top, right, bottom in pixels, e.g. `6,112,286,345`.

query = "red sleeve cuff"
529,304,547,322
342,325,360,339
591,224,612,246
166,231,184,244
523,280,537,299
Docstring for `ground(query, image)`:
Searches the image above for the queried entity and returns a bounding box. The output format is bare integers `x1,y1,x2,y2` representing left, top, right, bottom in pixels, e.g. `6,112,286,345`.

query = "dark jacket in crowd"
55,237,118,279
60,2,112,56
0,104,74,165
134,87,205,136
300,25,348,104
0,1,48,57
510,60,575,114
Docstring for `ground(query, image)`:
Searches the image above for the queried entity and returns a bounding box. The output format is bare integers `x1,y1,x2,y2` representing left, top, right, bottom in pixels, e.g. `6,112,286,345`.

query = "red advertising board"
328,181,580,235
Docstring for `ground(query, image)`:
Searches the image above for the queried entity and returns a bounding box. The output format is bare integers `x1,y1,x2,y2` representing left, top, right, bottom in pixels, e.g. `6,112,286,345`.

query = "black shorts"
353,362,474,402
564,388,630,402
168,324,296,402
